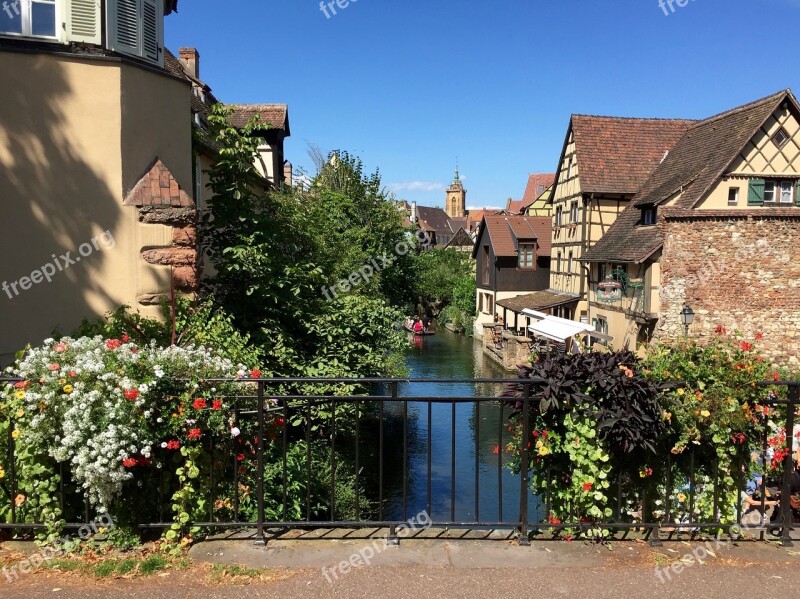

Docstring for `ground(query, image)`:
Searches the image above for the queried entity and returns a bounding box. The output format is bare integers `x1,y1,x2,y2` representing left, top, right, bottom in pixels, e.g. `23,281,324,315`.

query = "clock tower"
445,165,466,218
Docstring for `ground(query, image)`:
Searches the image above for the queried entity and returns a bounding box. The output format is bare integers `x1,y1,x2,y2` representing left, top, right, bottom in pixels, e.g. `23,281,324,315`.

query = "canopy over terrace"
496,290,580,335
521,309,614,350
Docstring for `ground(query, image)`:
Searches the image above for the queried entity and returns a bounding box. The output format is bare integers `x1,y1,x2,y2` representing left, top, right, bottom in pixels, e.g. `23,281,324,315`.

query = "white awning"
522,309,614,343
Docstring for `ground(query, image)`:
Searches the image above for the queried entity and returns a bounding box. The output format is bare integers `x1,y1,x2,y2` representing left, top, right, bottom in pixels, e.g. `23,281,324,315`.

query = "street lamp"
679,304,695,338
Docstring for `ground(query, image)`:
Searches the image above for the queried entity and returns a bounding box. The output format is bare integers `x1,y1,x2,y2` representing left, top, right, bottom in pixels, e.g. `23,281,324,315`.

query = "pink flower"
49,363,60,371
53,343,67,353
106,339,122,350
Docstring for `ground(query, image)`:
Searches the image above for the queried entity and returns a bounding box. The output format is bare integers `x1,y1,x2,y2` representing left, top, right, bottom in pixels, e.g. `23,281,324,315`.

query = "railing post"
256,380,266,546
780,385,797,547
518,381,531,546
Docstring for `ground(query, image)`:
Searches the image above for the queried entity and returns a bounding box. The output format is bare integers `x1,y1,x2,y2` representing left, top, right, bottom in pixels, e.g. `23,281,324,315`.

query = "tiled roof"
479,215,552,258
124,158,193,208
633,89,792,208
521,173,556,206
415,205,452,233
164,48,188,80
228,104,290,134
496,290,580,313
444,228,474,248
506,199,527,214
583,90,799,264
571,115,695,195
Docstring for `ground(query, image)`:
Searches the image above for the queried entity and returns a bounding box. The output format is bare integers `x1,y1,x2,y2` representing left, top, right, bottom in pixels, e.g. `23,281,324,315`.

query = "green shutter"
795,179,800,206
748,178,765,206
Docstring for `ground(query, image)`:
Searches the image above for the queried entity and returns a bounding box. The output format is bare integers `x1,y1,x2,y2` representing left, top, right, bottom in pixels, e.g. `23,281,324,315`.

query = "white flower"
231,427,241,438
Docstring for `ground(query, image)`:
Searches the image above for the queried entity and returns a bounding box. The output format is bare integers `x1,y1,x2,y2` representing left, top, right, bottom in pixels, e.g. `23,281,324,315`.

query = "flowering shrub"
0,335,238,542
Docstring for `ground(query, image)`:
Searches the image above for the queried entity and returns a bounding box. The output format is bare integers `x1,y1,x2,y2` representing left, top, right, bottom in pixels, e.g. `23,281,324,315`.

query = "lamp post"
679,304,695,339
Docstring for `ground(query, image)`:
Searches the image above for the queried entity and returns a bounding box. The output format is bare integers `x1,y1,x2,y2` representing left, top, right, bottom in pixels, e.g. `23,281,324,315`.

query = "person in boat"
422,314,431,332
413,319,424,334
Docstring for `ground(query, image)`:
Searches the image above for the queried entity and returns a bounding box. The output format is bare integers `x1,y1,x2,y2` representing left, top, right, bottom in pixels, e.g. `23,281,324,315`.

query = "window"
598,263,607,283
568,251,573,274
773,128,789,149
557,251,562,273
483,294,493,315
567,157,574,180
0,0,57,38
728,187,739,206
518,243,536,269
108,0,164,66
570,202,579,223
764,179,794,204
555,205,563,227
481,246,490,285
642,206,657,225
597,317,608,334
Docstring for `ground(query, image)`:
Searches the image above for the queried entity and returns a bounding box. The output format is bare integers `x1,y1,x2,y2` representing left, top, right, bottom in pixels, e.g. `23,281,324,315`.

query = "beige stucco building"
0,0,289,364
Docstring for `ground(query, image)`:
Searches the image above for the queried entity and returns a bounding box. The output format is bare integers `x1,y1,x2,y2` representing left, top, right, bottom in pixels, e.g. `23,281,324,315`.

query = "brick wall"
656,211,800,366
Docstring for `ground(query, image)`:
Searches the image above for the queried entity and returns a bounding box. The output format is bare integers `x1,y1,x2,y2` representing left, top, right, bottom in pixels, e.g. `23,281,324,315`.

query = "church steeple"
445,162,466,218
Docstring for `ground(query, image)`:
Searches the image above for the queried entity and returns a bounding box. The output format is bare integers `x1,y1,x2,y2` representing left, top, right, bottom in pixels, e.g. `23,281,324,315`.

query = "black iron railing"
1,377,798,546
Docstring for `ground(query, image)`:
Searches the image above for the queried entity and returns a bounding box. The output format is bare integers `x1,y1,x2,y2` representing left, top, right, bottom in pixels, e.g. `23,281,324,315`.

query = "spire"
452,160,461,186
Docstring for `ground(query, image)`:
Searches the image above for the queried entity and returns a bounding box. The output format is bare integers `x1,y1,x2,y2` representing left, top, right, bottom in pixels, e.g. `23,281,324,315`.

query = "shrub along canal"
381,329,538,524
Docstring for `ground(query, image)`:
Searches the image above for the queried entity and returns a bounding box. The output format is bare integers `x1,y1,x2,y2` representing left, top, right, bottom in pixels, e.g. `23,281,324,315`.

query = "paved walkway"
3,532,800,598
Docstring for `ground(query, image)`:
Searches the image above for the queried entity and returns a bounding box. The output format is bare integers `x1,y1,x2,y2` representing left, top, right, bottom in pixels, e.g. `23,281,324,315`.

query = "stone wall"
657,209,800,366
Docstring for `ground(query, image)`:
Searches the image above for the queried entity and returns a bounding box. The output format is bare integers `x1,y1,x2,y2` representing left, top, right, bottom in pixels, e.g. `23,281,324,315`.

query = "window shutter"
142,0,163,65
795,179,800,207
747,178,765,206
67,0,102,45
107,0,163,65
109,0,141,57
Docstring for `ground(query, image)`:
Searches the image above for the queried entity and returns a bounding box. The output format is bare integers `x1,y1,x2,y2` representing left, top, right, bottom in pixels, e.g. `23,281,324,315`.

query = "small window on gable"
642,206,657,225
728,187,739,206
773,128,789,149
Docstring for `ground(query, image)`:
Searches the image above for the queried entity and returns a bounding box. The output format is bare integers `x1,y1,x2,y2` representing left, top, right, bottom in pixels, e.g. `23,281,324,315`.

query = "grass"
43,553,185,579
207,563,279,585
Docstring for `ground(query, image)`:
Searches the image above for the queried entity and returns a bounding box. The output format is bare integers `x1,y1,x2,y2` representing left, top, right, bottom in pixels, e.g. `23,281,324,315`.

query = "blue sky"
165,0,800,209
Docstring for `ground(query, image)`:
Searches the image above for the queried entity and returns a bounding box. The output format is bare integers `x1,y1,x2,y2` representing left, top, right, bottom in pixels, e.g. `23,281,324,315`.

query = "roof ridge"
687,89,789,129
572,114,698,123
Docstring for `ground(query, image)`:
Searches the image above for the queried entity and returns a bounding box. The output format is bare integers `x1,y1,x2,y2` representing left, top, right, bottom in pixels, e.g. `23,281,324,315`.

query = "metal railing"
1,377,798,546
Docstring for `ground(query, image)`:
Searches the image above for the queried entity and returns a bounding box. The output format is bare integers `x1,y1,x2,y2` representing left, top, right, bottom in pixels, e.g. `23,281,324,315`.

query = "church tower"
445,165,466,218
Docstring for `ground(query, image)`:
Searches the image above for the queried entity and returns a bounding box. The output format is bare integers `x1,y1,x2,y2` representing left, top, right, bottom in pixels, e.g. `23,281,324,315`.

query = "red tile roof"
124,158,193,208
479,215,552,258
228,104,290,134
521,173,556,207
571,115,695,195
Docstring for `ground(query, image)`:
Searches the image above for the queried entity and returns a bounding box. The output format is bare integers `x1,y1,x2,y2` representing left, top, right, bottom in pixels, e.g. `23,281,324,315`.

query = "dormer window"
0,0,57,38
642,206,657,225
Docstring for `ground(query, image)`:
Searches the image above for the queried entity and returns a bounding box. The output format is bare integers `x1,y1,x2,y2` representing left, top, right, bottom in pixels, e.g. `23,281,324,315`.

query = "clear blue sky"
165,0,800,209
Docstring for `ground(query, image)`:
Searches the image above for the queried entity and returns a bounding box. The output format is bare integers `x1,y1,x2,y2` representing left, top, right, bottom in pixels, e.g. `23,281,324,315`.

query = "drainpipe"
581,194,593,324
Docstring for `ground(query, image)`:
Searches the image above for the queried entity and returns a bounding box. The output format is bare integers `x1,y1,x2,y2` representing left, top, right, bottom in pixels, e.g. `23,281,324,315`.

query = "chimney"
411,201,418,223
178,48,200,79
283,161,293,188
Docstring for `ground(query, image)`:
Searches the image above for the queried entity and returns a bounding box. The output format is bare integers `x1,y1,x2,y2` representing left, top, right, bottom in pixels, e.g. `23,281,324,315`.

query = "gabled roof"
505,199,527,214
583,89,800,264
472,215,551,258
415,205,453,233
444,228,475,249
567,115,695,195
521,173,556,208
228,104,290,135
633,89,796,208
124,157,193,208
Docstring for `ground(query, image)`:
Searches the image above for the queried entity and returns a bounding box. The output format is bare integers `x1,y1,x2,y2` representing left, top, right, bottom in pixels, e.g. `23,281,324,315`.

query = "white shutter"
67,0,102,44
108,0,141,57
141,0,162,65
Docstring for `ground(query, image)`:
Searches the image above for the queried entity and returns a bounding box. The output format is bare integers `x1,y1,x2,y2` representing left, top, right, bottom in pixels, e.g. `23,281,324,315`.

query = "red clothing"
413,321,424,333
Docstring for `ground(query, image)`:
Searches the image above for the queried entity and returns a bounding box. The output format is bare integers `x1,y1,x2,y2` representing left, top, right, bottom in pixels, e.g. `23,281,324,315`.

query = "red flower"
714,325,727,336
68,370,77,378
123,388,139,400
582,482,593,492
276,417,285,427
14,381,27,388
122,458,137,468
755,332,764,341
249,369,261,379
49,363,60,371
106,339,122,350
774,372,781,382
236,454,246,462
548,516,562,525
212,399,223,411
542,430,549,439
166,440,180,450
188,428,202,440
739,341,754,352
532,430,539,437
121,334,129,343
492,445,500,455
192,398,207,410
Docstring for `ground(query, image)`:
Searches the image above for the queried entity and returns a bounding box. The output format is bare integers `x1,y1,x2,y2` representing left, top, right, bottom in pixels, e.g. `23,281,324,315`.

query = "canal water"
383,329,539,524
